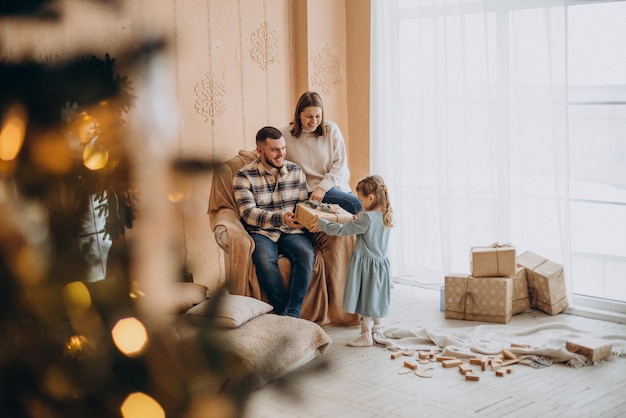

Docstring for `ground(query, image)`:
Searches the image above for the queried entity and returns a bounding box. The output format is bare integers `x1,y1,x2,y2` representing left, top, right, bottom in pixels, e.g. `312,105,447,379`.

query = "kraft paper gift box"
471,243,517,278
444,274,513,324
512,266,531,315
516,251,568,315
565,338,613,363
295,201,353,226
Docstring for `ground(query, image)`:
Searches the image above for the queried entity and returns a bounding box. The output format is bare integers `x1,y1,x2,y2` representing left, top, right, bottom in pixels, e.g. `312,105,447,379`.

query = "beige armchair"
208,150,359,326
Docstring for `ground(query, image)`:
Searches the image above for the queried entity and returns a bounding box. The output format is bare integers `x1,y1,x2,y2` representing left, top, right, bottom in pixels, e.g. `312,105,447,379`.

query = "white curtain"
371,0,572,302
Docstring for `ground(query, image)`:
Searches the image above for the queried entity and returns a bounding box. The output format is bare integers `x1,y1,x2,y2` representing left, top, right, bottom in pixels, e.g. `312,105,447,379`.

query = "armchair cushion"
208,150,358,326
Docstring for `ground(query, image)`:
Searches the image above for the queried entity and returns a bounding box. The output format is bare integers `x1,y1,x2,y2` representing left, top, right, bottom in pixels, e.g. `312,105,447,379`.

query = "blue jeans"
320,188,363,214
251,233,314,318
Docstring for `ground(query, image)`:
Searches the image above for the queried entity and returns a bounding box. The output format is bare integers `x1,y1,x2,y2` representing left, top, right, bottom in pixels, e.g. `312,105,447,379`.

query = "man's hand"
283,211,303,229
308,187,326,203
305,214,320,233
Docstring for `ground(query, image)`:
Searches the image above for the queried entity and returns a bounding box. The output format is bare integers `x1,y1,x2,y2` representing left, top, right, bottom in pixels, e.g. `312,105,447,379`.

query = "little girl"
306,175,394,347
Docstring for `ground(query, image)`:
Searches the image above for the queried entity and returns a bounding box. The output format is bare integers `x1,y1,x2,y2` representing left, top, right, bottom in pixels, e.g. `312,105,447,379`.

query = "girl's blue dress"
318,211,391,317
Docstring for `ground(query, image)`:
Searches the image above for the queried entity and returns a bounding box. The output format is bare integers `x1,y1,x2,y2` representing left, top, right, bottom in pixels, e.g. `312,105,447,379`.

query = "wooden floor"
245,283,626,418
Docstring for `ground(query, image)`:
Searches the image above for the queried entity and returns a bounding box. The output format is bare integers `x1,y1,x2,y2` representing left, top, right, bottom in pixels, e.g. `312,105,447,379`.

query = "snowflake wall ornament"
312,45,341,94
250,21,279,70
194,73,226,125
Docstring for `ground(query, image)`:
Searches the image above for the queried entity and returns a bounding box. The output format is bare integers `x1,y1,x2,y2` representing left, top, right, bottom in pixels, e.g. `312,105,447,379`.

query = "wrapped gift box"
471,244,516,278
516,251,568,315
444,274,512,324
295,201,353,227
566,338,613,363
512,266,531,315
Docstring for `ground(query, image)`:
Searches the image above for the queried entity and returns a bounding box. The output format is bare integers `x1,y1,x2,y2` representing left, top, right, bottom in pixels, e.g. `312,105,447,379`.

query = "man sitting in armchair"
233,126,313,318
208,136,358,326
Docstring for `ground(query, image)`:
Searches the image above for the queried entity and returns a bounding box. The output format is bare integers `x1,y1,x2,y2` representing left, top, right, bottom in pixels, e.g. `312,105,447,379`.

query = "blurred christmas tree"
0,2,255,417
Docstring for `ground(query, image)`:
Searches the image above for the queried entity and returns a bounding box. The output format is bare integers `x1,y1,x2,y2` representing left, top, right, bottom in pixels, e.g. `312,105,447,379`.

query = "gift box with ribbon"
295,201,353,227
516,251,568,315
444,273,513,324
470,243,516,278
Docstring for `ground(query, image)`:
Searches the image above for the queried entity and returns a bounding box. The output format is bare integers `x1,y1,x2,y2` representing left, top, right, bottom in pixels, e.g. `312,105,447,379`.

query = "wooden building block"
502,358,521,366
495,369,506,377
403,360,418,370
418,351,430,359
511,343,530,348
436,356,457,362
465,372,480,381
442,359,463,368
458,364,473,375
391,350,404,359
502,348,517,360
469,357,482,365
566,338,613,362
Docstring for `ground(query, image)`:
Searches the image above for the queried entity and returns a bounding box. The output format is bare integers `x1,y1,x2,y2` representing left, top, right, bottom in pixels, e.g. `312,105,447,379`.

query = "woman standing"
280,91,363,214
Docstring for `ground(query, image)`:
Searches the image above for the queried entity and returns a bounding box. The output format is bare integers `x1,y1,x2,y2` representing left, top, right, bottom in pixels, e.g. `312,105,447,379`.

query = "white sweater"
280,121,352,193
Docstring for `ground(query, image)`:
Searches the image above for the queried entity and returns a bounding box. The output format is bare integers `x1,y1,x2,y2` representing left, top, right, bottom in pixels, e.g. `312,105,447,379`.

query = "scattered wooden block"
436,356,457,362
418,351,430,359
502,348,517,360
442,359,463,368
491,361,502,371
510,343,530,348
480,356,489,371
495,367,513,377
465,372,479,381
502,358,521,366
391,350,404,359
415,367,434,378
458,364,473,375
469,357,482,365
403,360,418,370
566,338,613,363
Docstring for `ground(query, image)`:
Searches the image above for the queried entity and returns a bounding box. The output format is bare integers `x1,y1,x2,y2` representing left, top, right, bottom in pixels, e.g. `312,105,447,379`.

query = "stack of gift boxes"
444,244,569,324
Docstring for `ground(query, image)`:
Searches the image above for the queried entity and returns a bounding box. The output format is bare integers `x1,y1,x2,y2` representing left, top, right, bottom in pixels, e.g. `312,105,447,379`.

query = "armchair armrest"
211,207,255,296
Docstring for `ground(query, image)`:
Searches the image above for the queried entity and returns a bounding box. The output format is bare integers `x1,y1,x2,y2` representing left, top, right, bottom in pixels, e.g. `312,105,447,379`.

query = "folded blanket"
373,322,626,368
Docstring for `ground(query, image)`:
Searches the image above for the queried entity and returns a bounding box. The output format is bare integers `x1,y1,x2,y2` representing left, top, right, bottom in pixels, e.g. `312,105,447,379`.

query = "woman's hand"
309,187,326,203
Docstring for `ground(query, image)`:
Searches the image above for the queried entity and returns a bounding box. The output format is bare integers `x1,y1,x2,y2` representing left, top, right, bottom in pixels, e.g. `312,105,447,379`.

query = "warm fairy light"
64,335,87,356
83,141,109,170
63,281,92,317
77,113,99,144
111,317,148,357
0,103,27,161
120,392,165,418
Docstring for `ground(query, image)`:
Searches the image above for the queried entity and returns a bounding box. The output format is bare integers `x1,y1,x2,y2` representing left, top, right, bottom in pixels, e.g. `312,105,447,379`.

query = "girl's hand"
306,215,321,232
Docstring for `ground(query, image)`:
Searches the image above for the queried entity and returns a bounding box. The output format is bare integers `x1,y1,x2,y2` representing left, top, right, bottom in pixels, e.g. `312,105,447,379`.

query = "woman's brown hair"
289,91,327,138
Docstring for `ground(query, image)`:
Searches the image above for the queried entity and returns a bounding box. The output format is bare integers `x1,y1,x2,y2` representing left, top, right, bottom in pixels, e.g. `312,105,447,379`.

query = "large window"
371,0,626,321
568,1,626,309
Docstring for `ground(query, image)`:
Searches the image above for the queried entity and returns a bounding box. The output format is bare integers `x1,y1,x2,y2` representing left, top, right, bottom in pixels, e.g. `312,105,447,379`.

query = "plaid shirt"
233,157,308,242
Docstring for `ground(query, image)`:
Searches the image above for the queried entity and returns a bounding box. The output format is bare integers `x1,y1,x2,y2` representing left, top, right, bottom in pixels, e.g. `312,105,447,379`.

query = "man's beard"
265,158,283,170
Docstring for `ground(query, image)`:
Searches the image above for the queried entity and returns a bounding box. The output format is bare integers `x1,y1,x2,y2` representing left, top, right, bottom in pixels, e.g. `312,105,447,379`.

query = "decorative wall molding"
193,72,226,125
311,44,341,94
249,21,279,70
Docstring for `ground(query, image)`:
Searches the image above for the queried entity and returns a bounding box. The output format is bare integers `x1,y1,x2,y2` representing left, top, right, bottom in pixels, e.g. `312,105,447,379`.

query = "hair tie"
382,186,388,192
